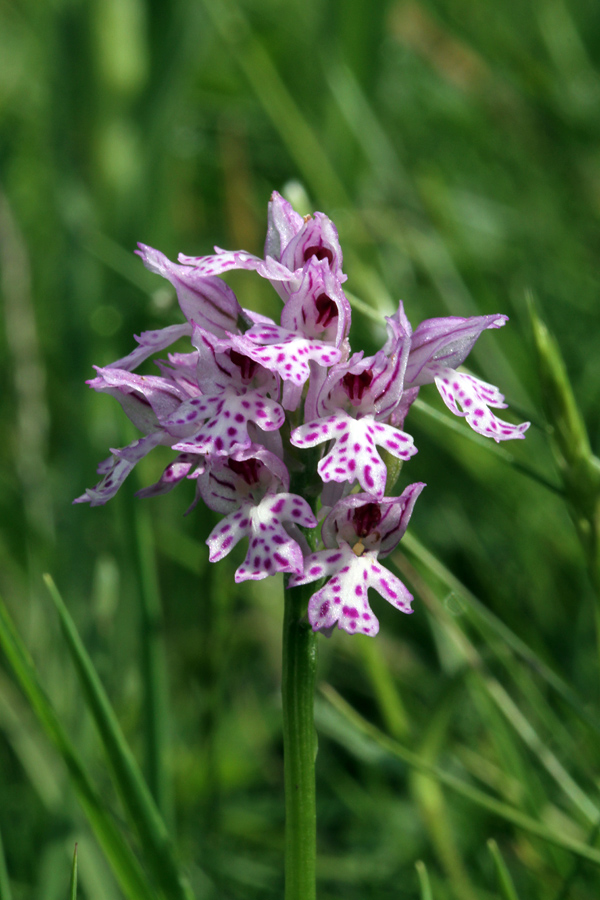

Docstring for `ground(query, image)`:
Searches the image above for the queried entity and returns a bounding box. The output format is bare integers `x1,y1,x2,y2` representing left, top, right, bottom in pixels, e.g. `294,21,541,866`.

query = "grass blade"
43,575,195,900
69,844,78,900
0,823,12,900
400,532,600,737
0,594,156,900
488,839,520,900
320,684,600,867
134,503,174,829
393,551,600,826
415,860,433,900
410,399,559,494
200,0,348,210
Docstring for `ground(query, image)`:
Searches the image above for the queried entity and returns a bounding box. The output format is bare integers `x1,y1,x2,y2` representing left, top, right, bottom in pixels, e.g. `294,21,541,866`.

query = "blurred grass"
2,0,600,898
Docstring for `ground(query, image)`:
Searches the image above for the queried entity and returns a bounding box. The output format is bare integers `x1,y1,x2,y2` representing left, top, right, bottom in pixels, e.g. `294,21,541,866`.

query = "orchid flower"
391,302,530,441
288,485,424,636
78,191,529,637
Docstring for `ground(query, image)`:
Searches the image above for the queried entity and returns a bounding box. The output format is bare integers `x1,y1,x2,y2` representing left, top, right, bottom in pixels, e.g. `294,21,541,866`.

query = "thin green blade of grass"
200,0,349,211
42,575,195,900
415,860,434,900
0,594,156,900
133,503,174,830
320,684,600,867
488,839,520,900
69,844,78,900
411,399,559,494
0,823,12,900
409,696,478,900
357,637,410,739
400,532,600,737
396,553,600,827
325,57,530,407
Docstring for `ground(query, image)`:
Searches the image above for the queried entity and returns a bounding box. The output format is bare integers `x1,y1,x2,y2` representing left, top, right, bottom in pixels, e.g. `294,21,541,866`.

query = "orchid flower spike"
77,191,528,636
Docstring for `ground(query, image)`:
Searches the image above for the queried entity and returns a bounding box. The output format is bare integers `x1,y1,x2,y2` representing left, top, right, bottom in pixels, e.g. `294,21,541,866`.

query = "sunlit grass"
2,1,600,898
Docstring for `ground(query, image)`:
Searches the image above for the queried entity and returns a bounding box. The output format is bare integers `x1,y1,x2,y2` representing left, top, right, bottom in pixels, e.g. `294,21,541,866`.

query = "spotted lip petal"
165,387,285,456
289,544,413,636
228,323,342,387
433,367,530,442
206,491,317,582
291,410,416,499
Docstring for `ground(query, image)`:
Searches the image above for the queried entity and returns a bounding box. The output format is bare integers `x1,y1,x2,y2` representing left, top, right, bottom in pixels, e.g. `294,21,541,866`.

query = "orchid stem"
282,579,318,900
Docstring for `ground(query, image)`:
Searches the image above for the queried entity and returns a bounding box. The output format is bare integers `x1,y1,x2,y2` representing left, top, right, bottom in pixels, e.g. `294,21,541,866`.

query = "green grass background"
1,0,600,897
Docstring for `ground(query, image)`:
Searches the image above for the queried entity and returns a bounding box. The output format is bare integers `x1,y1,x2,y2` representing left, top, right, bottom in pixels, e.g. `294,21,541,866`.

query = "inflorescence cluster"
77,193,529,636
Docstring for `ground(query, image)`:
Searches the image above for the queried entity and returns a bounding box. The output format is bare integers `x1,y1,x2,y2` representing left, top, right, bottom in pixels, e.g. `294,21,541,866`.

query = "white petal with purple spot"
290,546,413,637
291,411,416,498
433,367,530,442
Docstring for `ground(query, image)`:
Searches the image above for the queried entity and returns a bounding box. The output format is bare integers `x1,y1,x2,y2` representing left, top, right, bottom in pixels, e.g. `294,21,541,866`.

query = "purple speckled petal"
288,542,356,588
136,244,243,336
261,492,317,530
206,490,313,581
206,501,254,562
291,411,416,498
292,546,413,637
229,323,341,386
235,522,303,582
110,324,193,371
74,432,165,506
168,387,284,455
433,367,530,442
161,393,223,436
135,453,200,498
177,247,296,287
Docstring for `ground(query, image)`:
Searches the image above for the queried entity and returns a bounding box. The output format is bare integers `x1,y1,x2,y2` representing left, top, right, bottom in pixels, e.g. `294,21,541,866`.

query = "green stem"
282,579,318,900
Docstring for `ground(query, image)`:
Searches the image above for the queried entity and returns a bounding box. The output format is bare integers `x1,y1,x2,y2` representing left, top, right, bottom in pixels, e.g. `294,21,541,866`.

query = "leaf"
487,839,520,900
0,823,12,900
320,684,600,867
0,593,155,900
415,860,433,900
43,575,195,900
69,844,78,900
